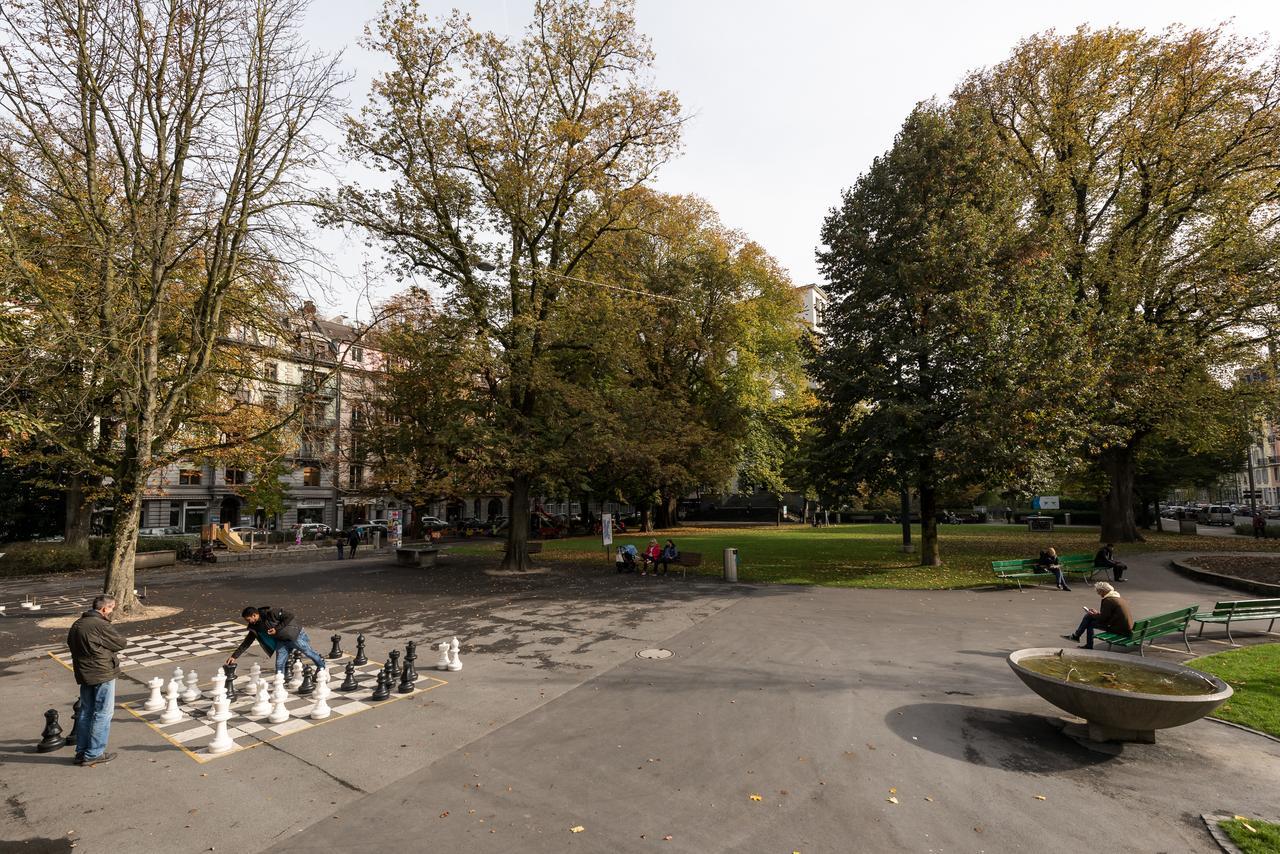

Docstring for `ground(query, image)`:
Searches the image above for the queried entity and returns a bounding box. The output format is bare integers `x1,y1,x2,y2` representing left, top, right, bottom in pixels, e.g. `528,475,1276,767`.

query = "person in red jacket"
641,538,661,576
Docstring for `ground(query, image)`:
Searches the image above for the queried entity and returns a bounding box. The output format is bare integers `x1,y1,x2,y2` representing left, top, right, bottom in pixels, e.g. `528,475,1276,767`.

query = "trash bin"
723,547,738,582
1064,512,1072,526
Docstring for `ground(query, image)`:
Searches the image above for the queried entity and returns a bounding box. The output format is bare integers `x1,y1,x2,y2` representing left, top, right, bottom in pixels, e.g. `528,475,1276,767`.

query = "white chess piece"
204,669,226,700
435,641,451,670
172,666,184,689
181,670,201,703
310,679,331,719
268,688,290,723
209,694,231,722
159,679,184,724
250,682,272,716
207,717,234,754
246,663,262,695
286,658,302,690
448,637,462,672
144,676,165,711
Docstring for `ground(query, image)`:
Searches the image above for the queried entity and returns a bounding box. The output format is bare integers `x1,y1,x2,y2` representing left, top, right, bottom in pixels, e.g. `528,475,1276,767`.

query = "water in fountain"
1020,655,1218,696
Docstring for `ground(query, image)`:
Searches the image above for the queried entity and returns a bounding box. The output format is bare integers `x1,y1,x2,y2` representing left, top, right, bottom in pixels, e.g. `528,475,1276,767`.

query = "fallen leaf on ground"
749,794,763,801
570,826,584,833
1033,795,1046,801
663,835,673,841
887,796,898,804
889,787,897,795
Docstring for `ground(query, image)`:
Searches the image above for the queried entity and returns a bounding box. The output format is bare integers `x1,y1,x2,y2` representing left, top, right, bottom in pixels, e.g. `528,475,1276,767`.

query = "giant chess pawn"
396,663,414,694
250,682,272,717
310,680,331,719
268,687,290,724
328,633,343,660
388,649,402,678
339,662,359,692
286,655,303,690
207,716,234,754
223,663,239,703
448,637,462,672
144,676,166,711
352,633,368,666
36,709,64,753
247,663,262,696
181,670,201,703
435,641,451,670
204,669,225,701
297,665,316,696
370,670,391,701
172,666,185,689
64,700,81,746
159,679,184,724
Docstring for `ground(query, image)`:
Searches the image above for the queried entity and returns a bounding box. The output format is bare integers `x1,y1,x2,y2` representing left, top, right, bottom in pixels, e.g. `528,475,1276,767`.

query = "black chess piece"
353,633,368,666
389,649,401,679
403,641,418,683
339,661,360,692
328,633,343,660
64,699,81,745
370,670,390,701
37,709,64,753
396,664,414,694
297,664,316,696
223,662,238,702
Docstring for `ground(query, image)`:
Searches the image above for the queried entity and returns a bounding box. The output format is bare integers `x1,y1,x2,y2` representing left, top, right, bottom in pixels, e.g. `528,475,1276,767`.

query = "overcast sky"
301,0,1279,320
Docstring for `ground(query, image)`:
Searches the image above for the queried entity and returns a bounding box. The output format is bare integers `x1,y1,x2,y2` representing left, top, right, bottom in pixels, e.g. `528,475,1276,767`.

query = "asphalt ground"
1,550,1277,853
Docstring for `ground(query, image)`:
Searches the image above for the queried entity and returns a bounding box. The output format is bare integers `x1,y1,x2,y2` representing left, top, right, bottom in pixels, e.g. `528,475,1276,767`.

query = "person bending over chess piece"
226,605,327,676
66,594,127,767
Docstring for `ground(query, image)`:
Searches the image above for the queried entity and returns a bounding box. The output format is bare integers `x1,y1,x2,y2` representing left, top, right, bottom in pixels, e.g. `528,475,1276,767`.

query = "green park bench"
1096,605,1199,656
991,552,1101,589
1190,598,1280,645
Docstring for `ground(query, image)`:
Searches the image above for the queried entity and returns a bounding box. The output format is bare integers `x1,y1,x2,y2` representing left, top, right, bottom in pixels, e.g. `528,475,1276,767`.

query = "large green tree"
958,25,1280,541
815,104,1074,565
330,0,683,569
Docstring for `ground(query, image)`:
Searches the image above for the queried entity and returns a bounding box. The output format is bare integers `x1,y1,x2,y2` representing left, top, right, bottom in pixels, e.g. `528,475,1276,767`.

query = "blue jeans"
273,629,326,674
76,680,115,759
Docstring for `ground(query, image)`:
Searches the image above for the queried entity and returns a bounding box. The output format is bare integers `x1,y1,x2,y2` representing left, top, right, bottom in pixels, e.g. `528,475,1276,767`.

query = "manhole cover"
636,648,674,660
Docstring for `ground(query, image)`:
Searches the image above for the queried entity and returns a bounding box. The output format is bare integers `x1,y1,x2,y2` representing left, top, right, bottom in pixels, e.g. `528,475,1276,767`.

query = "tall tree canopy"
330,0,683,568
957,25,1280,541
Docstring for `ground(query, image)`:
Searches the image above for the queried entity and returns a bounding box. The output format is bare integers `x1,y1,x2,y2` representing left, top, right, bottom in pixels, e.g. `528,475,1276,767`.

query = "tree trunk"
899,483,912,551
1100,446,1143,543
502,474,532,571
104,469,142,612
653,492,678,529
918,474,940,567
64,473,93,549
640,504,653,533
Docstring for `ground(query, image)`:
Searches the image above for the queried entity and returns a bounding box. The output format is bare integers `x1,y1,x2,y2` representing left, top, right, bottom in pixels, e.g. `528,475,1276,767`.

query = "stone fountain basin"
1008,647,1232,739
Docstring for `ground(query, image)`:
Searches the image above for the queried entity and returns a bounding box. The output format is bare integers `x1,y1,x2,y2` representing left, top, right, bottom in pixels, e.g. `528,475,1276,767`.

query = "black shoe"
73,753,86,766
1061,634,1077,641
1061,586,1072,592
1078,644,1094,650
82,751,116,767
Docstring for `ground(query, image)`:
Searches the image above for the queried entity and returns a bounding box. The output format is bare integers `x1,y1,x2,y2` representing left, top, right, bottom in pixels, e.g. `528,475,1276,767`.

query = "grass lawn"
447,523,1280,589
1189,644,1280,739
1219,817,1280,854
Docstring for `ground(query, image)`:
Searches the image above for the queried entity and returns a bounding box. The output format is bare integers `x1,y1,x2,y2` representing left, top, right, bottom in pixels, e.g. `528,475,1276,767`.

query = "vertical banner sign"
390,510,402,548
601,513,613,547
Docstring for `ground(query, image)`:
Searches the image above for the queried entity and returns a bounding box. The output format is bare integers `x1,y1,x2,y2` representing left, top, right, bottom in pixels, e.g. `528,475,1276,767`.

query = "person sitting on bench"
657,539,679,576
1063,582,1133,649
1035,547,1071,591
1093,543,1127,582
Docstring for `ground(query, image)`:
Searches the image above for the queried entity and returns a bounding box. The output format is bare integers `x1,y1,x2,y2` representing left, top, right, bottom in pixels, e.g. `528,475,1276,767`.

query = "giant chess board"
124,661,447,762
51,621,248,670
2,592,99,616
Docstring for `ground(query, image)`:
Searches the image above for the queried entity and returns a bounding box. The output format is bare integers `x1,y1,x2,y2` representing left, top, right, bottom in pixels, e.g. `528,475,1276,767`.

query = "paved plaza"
0,551,1277,852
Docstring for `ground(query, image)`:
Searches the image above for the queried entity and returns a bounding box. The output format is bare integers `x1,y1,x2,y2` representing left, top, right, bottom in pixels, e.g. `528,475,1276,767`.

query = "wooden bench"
1190,598,1280,645
395,546,440,568
1096,605,1199,656
991,553,1103,589
674,551,703,579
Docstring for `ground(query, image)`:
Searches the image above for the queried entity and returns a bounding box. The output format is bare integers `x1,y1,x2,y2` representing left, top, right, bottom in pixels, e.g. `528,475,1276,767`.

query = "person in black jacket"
225,605,326,675
347,526,361,558
1093,543,1127,582
66,595,128,766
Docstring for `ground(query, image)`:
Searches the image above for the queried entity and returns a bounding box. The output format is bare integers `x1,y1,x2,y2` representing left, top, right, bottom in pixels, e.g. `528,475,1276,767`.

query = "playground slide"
214,527,251,552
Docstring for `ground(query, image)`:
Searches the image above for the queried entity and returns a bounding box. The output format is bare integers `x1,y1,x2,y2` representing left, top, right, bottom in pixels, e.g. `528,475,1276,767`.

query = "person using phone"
1062,582,1133,649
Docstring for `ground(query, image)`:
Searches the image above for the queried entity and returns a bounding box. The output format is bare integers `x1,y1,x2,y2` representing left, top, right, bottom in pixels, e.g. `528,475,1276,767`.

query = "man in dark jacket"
1093,543,1127,582
347,526,361,558
66,595,128,766
1062,582,1134,649
225,605,326,675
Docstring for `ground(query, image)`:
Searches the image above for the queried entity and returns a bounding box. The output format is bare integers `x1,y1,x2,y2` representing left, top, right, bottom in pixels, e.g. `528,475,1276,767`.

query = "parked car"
419,516,448,531
291,522,331,537
139,526,183,537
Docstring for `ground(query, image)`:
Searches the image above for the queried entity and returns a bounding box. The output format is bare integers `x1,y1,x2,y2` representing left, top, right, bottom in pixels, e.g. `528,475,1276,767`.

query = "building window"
183,503,207,533
350,347,364,363
169,501,181,527
179,468,202,485
302,466,321,487
348,464,364,487
263,361,278,381
225,468,247,485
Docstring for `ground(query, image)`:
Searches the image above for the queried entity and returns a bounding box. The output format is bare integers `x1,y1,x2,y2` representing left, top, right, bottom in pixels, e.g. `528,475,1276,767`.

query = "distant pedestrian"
66,594,127,766
1254,512,1266,540
336,532,346,560
348,526,360,558
1093,543,1127,582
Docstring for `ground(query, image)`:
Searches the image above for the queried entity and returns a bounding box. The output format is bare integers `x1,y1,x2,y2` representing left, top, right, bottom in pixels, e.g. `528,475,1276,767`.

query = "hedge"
0,536,197,577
